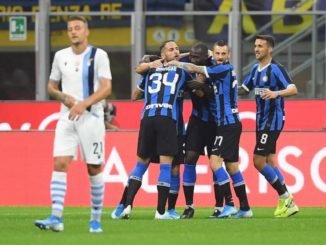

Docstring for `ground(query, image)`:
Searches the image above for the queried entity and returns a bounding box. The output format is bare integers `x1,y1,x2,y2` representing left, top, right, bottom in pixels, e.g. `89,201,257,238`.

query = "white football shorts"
53,111,105,164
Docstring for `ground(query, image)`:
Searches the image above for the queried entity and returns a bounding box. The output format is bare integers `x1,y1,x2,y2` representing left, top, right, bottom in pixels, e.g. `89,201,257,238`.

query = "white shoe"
121,205,132,219
154,211,173,220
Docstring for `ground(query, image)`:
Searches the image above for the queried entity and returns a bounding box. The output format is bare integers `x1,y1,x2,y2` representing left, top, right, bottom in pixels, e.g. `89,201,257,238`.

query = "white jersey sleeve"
49,52,61,82
96,49,112,80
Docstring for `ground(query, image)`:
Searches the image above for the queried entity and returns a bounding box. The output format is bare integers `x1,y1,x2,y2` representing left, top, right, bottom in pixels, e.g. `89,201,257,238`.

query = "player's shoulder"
270,59,284,69
55,47,71,57
251,63,259,70
93,47,108,56
270,59,287,73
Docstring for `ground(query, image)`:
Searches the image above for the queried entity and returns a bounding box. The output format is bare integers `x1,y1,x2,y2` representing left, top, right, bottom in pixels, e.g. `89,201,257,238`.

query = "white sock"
279,192,290,199
51,171,67,218
89,172,105,221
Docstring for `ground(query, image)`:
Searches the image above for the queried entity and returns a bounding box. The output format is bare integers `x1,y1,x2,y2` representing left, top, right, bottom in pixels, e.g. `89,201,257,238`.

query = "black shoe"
181,206,195,219
208,208,222,218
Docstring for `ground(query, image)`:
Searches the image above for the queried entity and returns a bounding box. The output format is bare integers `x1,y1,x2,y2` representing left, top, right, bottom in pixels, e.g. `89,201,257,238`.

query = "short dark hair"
67,16,88,25
214,40,228,47
191,42,209,55
255,35,275,47
159,40,176,53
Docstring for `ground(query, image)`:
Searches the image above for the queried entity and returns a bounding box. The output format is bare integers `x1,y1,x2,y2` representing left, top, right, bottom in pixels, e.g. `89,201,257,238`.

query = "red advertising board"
1,100,326,131
0,131,325,207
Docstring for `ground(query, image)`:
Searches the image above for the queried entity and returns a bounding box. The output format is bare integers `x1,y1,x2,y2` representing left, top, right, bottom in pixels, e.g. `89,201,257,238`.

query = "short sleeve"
49,52,61,82
96,49,112,80
137,77,145,92
242,64,258,91
273,64,293,89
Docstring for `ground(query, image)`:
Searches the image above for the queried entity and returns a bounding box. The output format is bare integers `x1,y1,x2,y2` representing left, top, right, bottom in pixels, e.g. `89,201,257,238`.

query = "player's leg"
124,159,149,207
34,157,71,232
168,164,181,219
121,157,150,218
266,130,288,192
155,156,173,215
79,113,106,232
182,117,203,219
35,118,76,232
227,162,253,218
209,172,224,218
210,155,237,218
254,154,292,215
111,186,129,219
207,122,223,218
210,126,237,218
182,150,199,219
267,155,299,218
253,131,294,216
167,134,184,218
87,164,104,233
155,118,177,219
223,123,252,218
121,118,152,218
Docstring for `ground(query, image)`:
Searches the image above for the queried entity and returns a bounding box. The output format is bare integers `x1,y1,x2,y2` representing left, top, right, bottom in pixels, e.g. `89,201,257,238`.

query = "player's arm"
135,55,162,74
68,78,111,121
187,80,214,98
131,88,144,101
168,60,205,74
48,80,77,108
238,86,250,96
47,53,78,108
177,52,189,60
82,78,112,109
261,84,297,100
105,121,119,131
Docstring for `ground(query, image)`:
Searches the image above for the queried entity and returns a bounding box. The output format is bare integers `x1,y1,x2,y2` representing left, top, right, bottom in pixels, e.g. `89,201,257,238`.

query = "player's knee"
87,164,102,176
226,162,239,174
253,155,265,171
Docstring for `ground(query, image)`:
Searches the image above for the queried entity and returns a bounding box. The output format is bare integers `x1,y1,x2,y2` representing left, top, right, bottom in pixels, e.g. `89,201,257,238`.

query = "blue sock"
158,164,172,187
273,166,285,185
260,165,278,184
214,167,229,185
183,164,196,186
129,162,149,182
212,172,218,185
230,171,245,187
170,174,180,194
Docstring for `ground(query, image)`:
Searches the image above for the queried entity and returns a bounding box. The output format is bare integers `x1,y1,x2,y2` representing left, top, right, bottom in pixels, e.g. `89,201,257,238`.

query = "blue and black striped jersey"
181,57,215,122
137,78,185,136
204,62,240,126
190,58,216,122
138,65,191,133
242,59,294,131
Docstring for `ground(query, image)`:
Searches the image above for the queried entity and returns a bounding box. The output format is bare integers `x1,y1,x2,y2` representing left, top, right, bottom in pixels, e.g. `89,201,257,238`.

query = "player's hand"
187,80,203,90
261,89,278,100
62,94,77,108
149,59,163,68
68,101,87,121
141,55,152,63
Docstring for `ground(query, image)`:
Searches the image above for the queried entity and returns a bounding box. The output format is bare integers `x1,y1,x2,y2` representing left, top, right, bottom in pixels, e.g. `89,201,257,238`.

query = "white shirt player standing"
34,16,112,233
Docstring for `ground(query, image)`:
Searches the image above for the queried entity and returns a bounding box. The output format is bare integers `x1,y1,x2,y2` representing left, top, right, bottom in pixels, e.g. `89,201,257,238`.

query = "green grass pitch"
0,207,325,245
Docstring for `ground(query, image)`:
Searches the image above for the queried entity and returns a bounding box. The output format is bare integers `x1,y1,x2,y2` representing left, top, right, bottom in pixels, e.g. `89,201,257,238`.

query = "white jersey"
49,46,112,116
